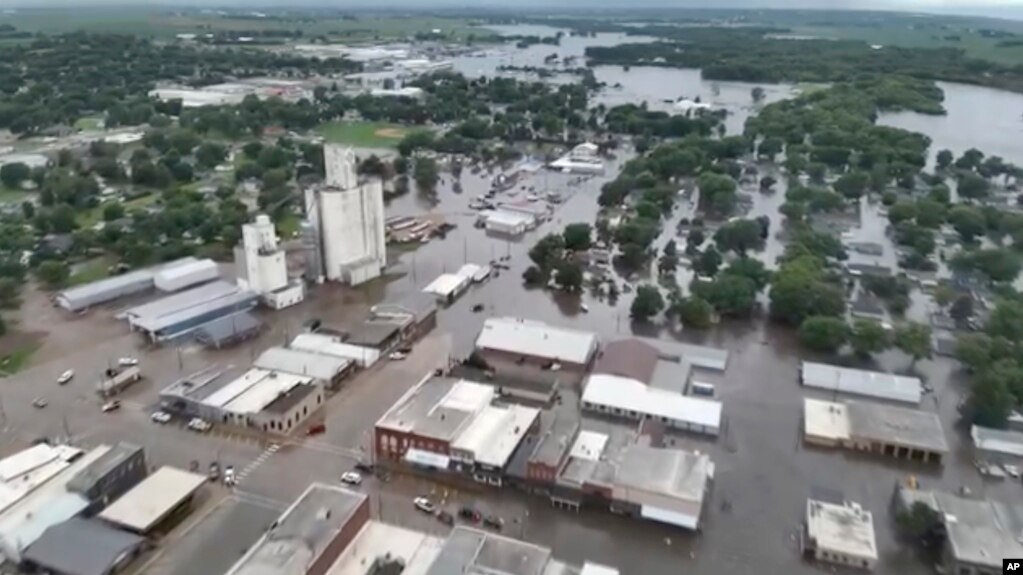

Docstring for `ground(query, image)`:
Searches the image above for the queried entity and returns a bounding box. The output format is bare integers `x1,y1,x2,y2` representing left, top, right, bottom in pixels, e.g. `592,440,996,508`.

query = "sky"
1,0,1023,20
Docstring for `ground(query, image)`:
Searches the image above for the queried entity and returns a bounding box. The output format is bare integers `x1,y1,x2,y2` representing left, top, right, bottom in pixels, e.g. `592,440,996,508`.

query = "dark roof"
851,292,885,316
593,339,659,384
262,383,318,415
373,291,438,322
346,321,400,347
194,312,262,344
67,442,143,495
23,518,144,575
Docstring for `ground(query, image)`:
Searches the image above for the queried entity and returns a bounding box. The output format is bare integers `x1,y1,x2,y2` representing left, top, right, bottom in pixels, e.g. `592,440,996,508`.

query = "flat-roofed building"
254,346,353,386
450,404,540,485
225,483,369,575
201,368,316,427
289,333,380,367
66,442,145,512
22,517,145,575
475,318,599,384
124,280,258,342
0,444,84,514
425,526,559,575
803,499,877,570
369,291,438,342
971,424,1023,460
98,467,206,534
344,321,401,351
803,398,948,464
610,445,713,530
375,376,495,465
801,361,922,405
582,374,722,436
254,384,325,435
525,416,579,486
194,312,262,349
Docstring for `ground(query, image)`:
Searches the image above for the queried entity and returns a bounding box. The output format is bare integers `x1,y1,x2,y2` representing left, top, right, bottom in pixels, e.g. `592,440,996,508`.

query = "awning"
640,505,699,530
404,448,450,470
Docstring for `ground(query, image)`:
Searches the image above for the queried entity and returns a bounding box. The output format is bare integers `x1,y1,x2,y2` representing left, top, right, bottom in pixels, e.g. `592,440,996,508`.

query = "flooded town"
1,7,1023,575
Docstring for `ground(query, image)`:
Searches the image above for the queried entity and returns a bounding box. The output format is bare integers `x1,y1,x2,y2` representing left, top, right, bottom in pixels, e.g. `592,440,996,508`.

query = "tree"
102,202,124,222
261,168,289,191
522,266,544,286
970,368,1014,428
0,314,5,337
751,86,765,102
896,502,944,544
697,172,737,215
770,255,845,325
722,256,771,290
779,201,806,223
528,234,564,273
949,295,974,323
0,162,30,189
986,300,1023,341
948,205,986,243
676,296,713,329
887,201,917,226
413,158,439,191
895,322,932,365
914,199,946,229
21,201,34,220
799,316,849,353
630,285,664,322
696,274,757,316
0,278,20,309
195,142,227,170
935,149,953,170
757,136,782,160
562,223,592,252
714,219,764,255
693,246,722,277
35,260,69,287
957,173,989,200
398,130,435,157
555,260,583,292
850,319,890,357
833,171,869,200
952,248,1021,283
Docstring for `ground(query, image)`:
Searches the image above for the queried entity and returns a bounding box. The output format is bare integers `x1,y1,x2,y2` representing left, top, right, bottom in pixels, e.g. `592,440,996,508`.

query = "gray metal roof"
371,291,439,322
426,527,552,575
127,281,257,334
263,383,318,415
23,518,144,575
847,401,948,453
226,483,366,575
254,347,350,381
613,445,710,504
56,270,154,310
66,442,143,496
593,340,659,384
345,321,400,347
375,376,484,442
194,312,262,344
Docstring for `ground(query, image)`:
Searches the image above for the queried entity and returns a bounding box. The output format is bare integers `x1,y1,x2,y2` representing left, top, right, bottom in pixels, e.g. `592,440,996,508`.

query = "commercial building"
801,361,922,405
55,270,154,312
450,403,541,485
235,214,304,310
581,374,722,436
480,209,536,236
254,346,353,386
66,443,146,513
304,146,386,286
422,272,472,304
289,333,381,367
970,424,1023,459
369,291,438,341
225,483,369,575
803,398,948,464
194,312,262,349
475,317,599,384
609,445,714,530
425,526,571,575
201,367,318,428
159,365,237,422
98,466,206,535
0,444,84,513
153,258,219,292
344,321,401,351
549,142,605,174
22,518,145,575
123,280,258,342
524,416,580,487
895,485,1023,575
802,499,878,571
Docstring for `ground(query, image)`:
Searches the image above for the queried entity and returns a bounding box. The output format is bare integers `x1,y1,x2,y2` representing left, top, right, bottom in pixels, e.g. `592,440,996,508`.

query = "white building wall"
264,283,305,310
324,144,358,189
318,181,386,283
237,215,289,295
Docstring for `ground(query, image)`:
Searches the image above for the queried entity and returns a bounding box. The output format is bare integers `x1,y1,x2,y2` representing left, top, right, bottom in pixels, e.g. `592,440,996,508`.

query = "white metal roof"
640,505,699,530
971,425,1023,457
422,273,470,297
581,563,620,575
0,445,85,514
483,210,535,227
254,346,351,381
803,398,852,443
290,333,380,366
438,380,494,413
98,467,206,532
153,258,218,284
582,374,722,430
451,404,539,468
801,361,921,404
476,317,598,365
569,431,609,462
806,499,878,562
220,369,312,415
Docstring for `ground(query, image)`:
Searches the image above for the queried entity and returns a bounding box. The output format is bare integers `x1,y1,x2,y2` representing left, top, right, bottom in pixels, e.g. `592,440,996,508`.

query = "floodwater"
347,24,1023,575
879,80,1023,167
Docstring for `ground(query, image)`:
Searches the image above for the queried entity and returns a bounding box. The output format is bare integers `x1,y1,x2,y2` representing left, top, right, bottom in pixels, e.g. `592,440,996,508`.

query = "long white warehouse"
800,362,921,405
581,374,722,436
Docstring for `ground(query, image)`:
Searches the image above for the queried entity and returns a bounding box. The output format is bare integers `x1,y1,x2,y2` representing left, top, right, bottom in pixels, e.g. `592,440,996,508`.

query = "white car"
57,370,74,385
1004,464,1020,478
188,418,211,433
413,497,436,514
224,466,236,486
101,400,121,413
118,357,139,367
150,411,171,424
32,397,48,409
340,471,362,486
389,352,408,361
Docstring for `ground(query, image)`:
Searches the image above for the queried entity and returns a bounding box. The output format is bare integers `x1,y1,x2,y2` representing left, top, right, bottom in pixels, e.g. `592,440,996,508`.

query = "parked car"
483,515,504,531
118,357,139,367
459,507,481,523
57,370,74,385
389,352,408,361
32,397,48,409
340,471,362,486
414,497,436,514
188,418,212,433
437,511,454,526
224,466,236,486
354,462,374,474
306,422,326,436
101,400,121,413
150,411,171,424
1004,463,1020,478
208,462,220,481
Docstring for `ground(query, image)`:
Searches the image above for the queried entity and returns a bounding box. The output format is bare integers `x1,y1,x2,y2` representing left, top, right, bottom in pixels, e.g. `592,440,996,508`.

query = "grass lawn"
0,342,40,377
73,116,105,131
316,121,413,149
796,24,1023,66
77,193,160,228
0,186,29,205
67,256,113,287
276,211,302,240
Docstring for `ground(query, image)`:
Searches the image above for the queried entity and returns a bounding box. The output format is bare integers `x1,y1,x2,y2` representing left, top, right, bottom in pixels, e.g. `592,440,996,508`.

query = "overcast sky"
2,0,1023,20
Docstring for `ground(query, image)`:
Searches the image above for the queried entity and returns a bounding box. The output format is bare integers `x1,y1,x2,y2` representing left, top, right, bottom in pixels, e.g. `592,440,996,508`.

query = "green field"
73,116,105,131
796,24,1023,66
67,256,113,287
0,342,39,376
316,121,411,149
0,187,29,205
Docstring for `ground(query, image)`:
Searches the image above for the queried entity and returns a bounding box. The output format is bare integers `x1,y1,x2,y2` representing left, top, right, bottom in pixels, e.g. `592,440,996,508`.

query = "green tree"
555,260,583,292
697,172,737,216
413,158,439,191
714,219,764,255
833,171,869,200
630,285,664,322
522,266,544,286
950,295,974,323
948,205,986,243
955,333,995,372
970,368,1014,428
398,130,436,157
261,168,289,191
957,173,989,200
0,314,5,337
0,278,20,309
721,257,771,290
35,260,70,287
562,223,592,252
887,201,917,225
770,255,845,325
952,248,1021,283
0,162,31,189
658,240,679,275
195,142,227,170
914,199,946,229
935,149,953,170
896,502,943,541
895,322,932,365
986,300,1023,341
757,136,783,160
693,246,722,277
676,296,713,329
528,233,565,273
102,202,124,222
850,319,890,357
696,274,757,316
799,316,849,353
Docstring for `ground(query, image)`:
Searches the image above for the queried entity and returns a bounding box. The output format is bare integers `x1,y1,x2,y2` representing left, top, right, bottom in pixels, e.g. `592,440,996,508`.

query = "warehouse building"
422,272,472,304
193,312,262,349
66,443,146,513
98,467,206,535
158,365,236,422
609,445,714,530
369,291,438,342
970,424,1023,460
895,485,1023,575
55,270,154,312
450,403,541,486
124,280,258,342
201,368,317,428
153,258,219,292
802,498,877,571
21,518,145,575
803,398,948,464
256,383,325,434
344,321,401,351
0,444,85,513
475,317,599,385
289,333,380,367
254,346,354,387
581,374,722,436
226,483,369,575
480,209,536,236
801,361,922,405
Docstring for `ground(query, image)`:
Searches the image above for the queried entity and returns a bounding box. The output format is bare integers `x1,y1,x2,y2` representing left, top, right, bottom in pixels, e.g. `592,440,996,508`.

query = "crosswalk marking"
235,445,278,483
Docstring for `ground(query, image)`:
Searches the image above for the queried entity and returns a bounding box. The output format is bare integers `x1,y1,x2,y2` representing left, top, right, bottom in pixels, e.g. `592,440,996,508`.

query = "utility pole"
62,415,71,445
